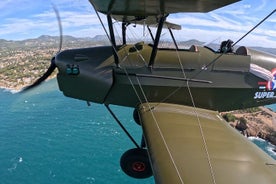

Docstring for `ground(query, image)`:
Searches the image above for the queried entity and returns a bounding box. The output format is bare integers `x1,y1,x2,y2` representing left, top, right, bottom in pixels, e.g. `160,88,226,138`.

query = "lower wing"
138,103,276,184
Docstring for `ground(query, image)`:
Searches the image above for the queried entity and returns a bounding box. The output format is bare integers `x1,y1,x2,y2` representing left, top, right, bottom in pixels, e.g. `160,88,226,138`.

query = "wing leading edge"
89,0,240,16
138,103,276,184
89,0,239,31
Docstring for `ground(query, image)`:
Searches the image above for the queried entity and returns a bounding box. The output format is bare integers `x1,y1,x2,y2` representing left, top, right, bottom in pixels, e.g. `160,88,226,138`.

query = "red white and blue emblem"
255,68,276,99
266,68,276,90
258,68,276,91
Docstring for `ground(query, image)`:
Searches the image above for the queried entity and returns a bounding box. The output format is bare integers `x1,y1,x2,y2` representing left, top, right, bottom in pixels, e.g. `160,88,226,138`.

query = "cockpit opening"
219,39,234,53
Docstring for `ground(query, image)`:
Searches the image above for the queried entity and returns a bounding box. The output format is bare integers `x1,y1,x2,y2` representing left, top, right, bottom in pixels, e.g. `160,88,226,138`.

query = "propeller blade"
22,5,63,92
52,4,63,53
22,58,57,91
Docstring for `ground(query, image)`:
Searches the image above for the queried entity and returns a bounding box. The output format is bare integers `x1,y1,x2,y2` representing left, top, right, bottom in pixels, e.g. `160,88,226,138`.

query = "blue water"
0,79,275,184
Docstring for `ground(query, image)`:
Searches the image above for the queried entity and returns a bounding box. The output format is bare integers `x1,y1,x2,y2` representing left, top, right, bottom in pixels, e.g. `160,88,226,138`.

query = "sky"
0,0,275,48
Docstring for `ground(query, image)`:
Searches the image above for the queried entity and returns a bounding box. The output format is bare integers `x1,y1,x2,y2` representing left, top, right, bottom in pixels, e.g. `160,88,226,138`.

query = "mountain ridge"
0,35,276,91
1,35,275,54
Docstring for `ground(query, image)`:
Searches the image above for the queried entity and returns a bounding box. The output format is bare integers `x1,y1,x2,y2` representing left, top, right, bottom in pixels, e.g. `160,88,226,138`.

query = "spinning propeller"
23,6,62,91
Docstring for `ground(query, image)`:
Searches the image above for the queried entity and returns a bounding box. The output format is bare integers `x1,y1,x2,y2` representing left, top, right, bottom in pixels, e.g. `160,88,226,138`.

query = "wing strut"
147,25,155,42
148,15,167,67
90,1,120,67
105,104,140,148
122,22,127,45
107,15,119,66
168,28,179,50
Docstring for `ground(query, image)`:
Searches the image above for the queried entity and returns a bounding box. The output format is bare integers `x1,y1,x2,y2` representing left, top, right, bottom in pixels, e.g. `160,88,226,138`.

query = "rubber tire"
133,109,141,125
120,148,152,179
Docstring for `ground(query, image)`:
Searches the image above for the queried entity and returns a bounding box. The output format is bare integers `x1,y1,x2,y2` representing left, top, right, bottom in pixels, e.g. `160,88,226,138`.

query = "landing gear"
120,148,152,179
106,105,151,178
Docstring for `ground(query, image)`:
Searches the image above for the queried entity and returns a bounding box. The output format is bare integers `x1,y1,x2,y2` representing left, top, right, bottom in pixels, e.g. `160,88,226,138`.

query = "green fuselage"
56,43,276,111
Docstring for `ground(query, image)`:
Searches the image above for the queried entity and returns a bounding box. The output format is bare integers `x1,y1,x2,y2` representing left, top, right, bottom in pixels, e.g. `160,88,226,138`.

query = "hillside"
221,107,276,146
0,35,109,90
0,35,275,90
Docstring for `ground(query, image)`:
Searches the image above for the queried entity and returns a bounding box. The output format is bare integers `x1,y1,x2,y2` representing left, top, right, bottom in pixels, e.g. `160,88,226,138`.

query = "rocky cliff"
221,107,276,147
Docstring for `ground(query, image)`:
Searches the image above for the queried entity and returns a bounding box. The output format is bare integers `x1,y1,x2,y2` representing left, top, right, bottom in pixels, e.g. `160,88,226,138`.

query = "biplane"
25,0,276,183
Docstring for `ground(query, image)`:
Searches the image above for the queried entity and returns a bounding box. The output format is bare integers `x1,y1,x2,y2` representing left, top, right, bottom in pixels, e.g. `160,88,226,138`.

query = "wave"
267,146,276,157
249,136,276,158
0,87,21,94
7,157,23,172
248,136,266,142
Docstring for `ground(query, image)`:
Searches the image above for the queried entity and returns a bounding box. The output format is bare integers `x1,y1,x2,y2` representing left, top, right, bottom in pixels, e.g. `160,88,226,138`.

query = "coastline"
0,75,56,93
2,81,276,147
221,107,276,147
0,86,22,93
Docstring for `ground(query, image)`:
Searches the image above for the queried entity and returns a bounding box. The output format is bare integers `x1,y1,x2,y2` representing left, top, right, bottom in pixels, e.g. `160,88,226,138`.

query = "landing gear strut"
133,108,141,125
105,105,152,178
120,148,152,179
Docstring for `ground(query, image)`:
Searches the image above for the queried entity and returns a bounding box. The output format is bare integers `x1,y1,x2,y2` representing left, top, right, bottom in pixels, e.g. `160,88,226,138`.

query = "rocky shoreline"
221,107,276,148
0,75,55,93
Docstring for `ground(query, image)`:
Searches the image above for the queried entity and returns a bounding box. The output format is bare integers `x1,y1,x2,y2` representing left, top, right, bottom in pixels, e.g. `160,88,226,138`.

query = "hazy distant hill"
179,39,205,47
0,35,110,50
0,35,112,89
0,35,275,53
0,35,275,90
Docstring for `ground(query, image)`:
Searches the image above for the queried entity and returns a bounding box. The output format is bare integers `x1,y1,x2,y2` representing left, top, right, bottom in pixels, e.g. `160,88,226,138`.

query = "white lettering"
261,92,267,98
254,92,259,99
254,92,275,99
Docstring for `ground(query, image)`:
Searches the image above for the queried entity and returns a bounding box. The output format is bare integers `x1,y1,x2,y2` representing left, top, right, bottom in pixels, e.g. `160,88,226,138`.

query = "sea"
0,79,275,184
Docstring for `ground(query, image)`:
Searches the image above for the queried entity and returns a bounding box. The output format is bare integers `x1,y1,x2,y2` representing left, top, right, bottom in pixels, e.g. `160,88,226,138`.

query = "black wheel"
120,148,152,179
133,109,141,125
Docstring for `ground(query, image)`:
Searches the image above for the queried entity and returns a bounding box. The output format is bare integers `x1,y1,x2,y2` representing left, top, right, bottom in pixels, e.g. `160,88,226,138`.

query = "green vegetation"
239,117,247,124
236,117,248,131
222,113,236,122
242,107,261,113
0,35,105,89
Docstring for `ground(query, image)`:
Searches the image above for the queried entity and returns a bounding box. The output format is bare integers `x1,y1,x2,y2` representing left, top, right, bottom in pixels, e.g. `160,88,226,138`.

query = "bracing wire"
157,9,276,183
192,8,276,79
91,3,275,182
120,56,145,105
153,8,276,108
168,28,217,184
110,21,149,105
90,5,144,148
112,19,186,183
135,77,185,184
233,8,275,48
90,2,118,61
112,21,148,66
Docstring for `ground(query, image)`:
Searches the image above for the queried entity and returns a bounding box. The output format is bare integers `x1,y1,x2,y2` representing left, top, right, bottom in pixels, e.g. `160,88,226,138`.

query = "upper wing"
112,15,182,30
89,0,239,29
89,0,240,15
138,103,276,184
